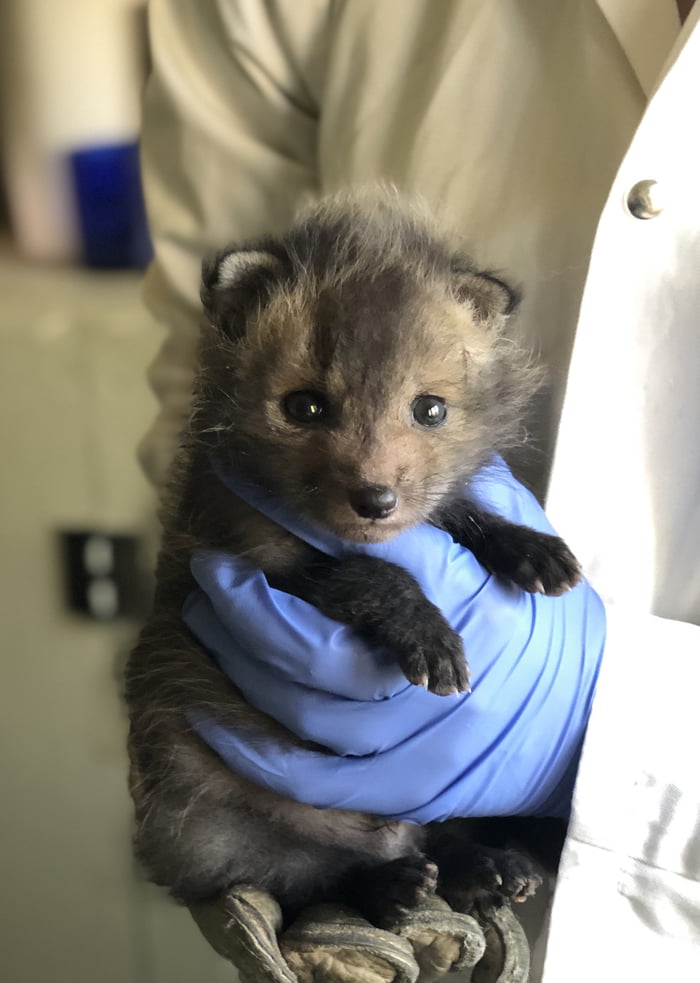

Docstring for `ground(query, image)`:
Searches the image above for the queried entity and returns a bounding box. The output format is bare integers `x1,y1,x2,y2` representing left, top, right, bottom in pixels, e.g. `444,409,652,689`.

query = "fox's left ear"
200,246,285,340
451,263,521,323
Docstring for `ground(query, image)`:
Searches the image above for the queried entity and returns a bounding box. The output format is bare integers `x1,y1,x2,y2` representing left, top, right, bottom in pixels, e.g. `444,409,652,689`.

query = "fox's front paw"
486,527,582,596
397,615,470,696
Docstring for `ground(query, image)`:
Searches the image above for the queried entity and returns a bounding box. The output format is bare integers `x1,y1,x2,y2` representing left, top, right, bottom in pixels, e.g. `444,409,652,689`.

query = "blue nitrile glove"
184,458,606,824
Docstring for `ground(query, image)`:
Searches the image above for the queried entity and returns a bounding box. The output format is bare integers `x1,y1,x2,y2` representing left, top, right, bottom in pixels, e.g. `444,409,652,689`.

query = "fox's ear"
451,262,521,323
200,247,284,339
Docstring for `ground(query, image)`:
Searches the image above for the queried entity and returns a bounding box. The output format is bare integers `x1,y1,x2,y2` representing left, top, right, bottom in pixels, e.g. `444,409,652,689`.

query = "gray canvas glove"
189,886,529,983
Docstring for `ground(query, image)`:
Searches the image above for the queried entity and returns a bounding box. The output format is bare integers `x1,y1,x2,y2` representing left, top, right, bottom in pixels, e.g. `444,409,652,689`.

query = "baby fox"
126,191,579,926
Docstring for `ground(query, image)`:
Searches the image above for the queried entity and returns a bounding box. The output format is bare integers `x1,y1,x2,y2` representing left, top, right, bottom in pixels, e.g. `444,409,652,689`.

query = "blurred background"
0,2,231,980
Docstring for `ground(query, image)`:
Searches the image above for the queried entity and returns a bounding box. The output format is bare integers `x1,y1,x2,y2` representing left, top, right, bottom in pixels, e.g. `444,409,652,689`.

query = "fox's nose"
348,484,398,519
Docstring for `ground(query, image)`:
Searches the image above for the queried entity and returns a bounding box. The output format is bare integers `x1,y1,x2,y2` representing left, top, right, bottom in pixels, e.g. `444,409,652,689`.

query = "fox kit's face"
197,199,529,543
214,279,499,543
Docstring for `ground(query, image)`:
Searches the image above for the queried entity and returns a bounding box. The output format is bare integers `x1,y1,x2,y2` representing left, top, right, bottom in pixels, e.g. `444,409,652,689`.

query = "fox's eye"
412,395,447,428
283,390,327,424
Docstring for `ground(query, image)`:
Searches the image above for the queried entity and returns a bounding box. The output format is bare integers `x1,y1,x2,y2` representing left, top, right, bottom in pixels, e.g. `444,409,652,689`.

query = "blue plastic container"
69,141,152,269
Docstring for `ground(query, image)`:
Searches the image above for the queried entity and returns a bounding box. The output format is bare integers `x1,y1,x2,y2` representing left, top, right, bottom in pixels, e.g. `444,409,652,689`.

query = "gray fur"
125,190,570,922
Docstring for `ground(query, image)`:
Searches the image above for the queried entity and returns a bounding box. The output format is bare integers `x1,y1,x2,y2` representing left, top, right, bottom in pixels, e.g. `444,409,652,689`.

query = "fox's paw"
439,846,543,913
486,527,582,597
398,616,470,696
363,854,440,926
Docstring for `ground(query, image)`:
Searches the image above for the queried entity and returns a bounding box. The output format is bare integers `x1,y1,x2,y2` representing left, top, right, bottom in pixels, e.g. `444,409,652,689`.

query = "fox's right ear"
450,261,521,326
200,247,284,339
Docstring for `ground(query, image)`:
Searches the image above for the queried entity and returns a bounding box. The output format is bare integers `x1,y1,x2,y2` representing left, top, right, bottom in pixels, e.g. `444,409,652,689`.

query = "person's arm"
139,0,329,483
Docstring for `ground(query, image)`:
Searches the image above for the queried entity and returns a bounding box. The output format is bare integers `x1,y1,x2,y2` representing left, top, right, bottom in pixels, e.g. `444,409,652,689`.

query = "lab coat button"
626,179,665,219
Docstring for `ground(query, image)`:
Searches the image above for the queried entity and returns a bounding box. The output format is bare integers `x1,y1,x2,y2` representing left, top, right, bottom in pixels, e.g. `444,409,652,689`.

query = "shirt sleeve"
138,0,330,484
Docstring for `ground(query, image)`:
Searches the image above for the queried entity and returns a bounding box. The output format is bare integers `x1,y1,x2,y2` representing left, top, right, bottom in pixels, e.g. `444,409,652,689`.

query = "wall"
0,249,232,983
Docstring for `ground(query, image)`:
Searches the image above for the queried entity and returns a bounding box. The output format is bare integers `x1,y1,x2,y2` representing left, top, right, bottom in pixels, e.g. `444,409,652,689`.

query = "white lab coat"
542,6,700,979
139,2,700,978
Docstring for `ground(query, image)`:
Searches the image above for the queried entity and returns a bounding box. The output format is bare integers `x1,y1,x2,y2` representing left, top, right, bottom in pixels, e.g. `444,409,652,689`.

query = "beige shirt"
140,0,678,488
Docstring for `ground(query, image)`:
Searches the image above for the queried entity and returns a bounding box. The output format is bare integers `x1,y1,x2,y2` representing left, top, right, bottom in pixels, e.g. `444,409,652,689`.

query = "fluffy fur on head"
195,189,540,543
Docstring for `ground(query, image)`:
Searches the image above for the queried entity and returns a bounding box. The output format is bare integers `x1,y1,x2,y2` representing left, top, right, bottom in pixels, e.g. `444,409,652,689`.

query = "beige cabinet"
0,251,233,983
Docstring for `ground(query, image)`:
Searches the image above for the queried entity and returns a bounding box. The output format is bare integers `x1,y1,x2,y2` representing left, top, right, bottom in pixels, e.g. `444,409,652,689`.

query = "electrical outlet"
59,530,144,620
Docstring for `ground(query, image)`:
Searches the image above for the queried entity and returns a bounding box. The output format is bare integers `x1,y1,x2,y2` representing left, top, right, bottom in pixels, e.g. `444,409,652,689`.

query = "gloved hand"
190,882,527,983
183,458,607,824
